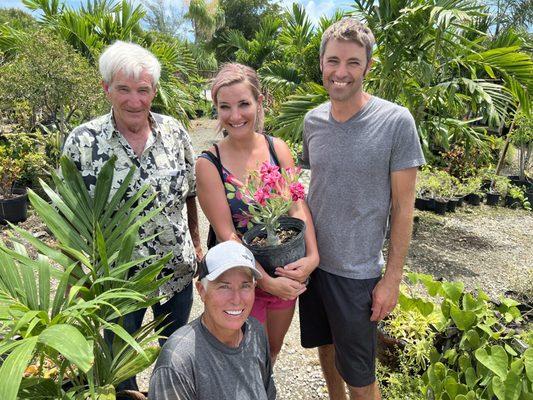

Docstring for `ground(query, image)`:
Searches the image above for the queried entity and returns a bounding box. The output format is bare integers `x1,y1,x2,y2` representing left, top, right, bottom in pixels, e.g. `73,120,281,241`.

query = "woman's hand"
258,275,306,301
274,255,319,284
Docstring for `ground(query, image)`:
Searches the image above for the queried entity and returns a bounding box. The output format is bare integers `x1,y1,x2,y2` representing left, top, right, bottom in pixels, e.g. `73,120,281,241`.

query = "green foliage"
257,0,533,170
209,0,282,62
0,155,170,399
0,8,37,31
400,272,533,400
507,185,532,210
0,133,48,194
0,29,106,135
3,0,201,127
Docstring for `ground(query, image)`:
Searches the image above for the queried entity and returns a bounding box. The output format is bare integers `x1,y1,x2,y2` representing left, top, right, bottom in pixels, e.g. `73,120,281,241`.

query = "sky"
2,0,352,27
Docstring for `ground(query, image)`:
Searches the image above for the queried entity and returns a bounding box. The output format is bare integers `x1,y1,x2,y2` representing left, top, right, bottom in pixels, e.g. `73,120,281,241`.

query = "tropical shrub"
0,156,171,399
382,272,533,400
262,0,532,172
0,132,48,188
0,29,106,136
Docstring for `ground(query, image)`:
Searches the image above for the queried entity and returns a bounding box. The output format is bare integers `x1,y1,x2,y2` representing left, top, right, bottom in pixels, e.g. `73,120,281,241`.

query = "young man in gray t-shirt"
149,241,276,400
277,19,425,400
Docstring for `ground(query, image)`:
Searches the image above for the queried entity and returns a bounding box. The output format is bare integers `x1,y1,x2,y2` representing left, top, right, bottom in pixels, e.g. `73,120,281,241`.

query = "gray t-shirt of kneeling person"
148,316,276,400
302,96,426,279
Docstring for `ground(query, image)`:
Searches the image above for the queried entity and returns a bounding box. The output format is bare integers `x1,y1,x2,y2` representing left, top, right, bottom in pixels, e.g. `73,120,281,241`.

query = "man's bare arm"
370,167,417,321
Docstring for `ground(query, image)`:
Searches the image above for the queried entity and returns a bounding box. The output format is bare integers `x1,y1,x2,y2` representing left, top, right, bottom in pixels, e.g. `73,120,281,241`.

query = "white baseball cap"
198,241,262,281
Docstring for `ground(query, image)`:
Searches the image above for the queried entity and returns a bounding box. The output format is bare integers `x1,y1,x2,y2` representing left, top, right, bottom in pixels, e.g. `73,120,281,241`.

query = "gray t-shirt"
302,96,425,279
148,317,276,400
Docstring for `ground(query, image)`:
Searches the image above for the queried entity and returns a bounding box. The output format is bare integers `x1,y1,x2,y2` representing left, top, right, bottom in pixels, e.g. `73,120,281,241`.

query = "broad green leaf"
510,359,523,376
450,304,477,331
39,325,93,373
442,281,464,303
462,329,480,349
415,298,434,316
525,348,533,382
0,337,38,400
458,354,472,372
475,345,508,380
465,367,478,389
444,375,459,398
492,371,521,400
462,293,481,311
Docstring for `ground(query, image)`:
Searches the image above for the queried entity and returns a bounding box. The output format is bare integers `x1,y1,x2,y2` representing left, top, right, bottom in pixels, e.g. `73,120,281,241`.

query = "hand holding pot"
259,275,306,301
274,255,318,284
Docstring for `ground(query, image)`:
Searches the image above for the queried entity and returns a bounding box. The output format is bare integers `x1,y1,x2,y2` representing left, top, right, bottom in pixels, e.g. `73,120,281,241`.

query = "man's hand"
370,275,401,322
274,255,318,284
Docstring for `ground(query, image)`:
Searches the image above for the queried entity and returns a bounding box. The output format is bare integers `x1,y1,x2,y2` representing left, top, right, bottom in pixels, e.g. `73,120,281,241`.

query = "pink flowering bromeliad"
226,162,306,246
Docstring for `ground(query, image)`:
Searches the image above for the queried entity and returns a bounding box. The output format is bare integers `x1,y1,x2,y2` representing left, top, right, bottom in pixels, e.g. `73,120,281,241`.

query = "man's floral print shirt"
62,111,197,296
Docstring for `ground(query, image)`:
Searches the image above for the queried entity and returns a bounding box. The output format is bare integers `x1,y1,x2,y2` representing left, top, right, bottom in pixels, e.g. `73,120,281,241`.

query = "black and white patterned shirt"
62,111,197,296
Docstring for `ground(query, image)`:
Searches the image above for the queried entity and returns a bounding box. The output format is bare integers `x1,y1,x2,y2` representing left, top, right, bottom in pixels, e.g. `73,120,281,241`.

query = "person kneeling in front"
148,241,277,400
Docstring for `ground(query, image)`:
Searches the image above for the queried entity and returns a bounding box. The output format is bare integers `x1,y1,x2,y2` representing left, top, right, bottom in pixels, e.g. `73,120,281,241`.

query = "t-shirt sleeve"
180,127,197,197
148,367,196,400
390,109,426,172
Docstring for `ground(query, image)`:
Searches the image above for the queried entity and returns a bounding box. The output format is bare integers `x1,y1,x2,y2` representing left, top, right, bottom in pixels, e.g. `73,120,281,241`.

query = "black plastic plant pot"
242,217,306,277
486,192,500,206
434,199,448,215
505,195,519,208
468,194,481,206
415,197,426,211
447,198,459,212
426,198,436,211
456,196,465,207
0,187,28,224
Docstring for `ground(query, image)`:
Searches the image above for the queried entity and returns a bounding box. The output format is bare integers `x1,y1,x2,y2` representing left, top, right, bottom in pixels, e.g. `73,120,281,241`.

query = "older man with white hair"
62,41,202,391
149,241,276,400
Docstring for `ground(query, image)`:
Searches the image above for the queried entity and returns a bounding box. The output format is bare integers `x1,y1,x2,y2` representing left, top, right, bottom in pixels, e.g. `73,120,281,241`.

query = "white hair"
98,41,161,87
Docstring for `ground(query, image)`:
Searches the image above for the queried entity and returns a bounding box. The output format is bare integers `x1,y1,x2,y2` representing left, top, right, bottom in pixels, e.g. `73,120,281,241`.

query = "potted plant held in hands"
226,162,306,276
0,152,28,224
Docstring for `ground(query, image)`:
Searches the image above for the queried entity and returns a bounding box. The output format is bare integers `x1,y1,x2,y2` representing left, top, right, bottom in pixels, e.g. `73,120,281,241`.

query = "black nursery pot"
456,196,465,207
242,217,306,277
0,187,28,224
434,199,448,215
415,197,426,211
447,198,459,212
505,195,520,208
486,192,500,206
467,194,481,206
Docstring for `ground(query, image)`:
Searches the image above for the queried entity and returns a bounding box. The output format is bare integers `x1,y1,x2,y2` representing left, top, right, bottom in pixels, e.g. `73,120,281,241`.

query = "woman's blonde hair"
211,63,264,134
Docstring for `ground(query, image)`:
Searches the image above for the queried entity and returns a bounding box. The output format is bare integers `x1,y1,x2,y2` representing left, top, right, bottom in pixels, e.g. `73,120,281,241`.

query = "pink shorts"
250,287,296,324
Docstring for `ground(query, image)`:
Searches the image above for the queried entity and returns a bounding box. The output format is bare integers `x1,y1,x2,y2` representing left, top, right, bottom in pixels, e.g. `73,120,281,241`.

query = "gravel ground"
2,117,531,398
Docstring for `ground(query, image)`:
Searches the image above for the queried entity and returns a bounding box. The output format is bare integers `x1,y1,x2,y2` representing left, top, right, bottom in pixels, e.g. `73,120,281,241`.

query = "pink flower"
289,182,305,201
260,162,282,187
253,186,271,206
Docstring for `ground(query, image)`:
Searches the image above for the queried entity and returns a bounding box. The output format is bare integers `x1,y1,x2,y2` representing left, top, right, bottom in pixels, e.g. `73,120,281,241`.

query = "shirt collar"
103,109,163,140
